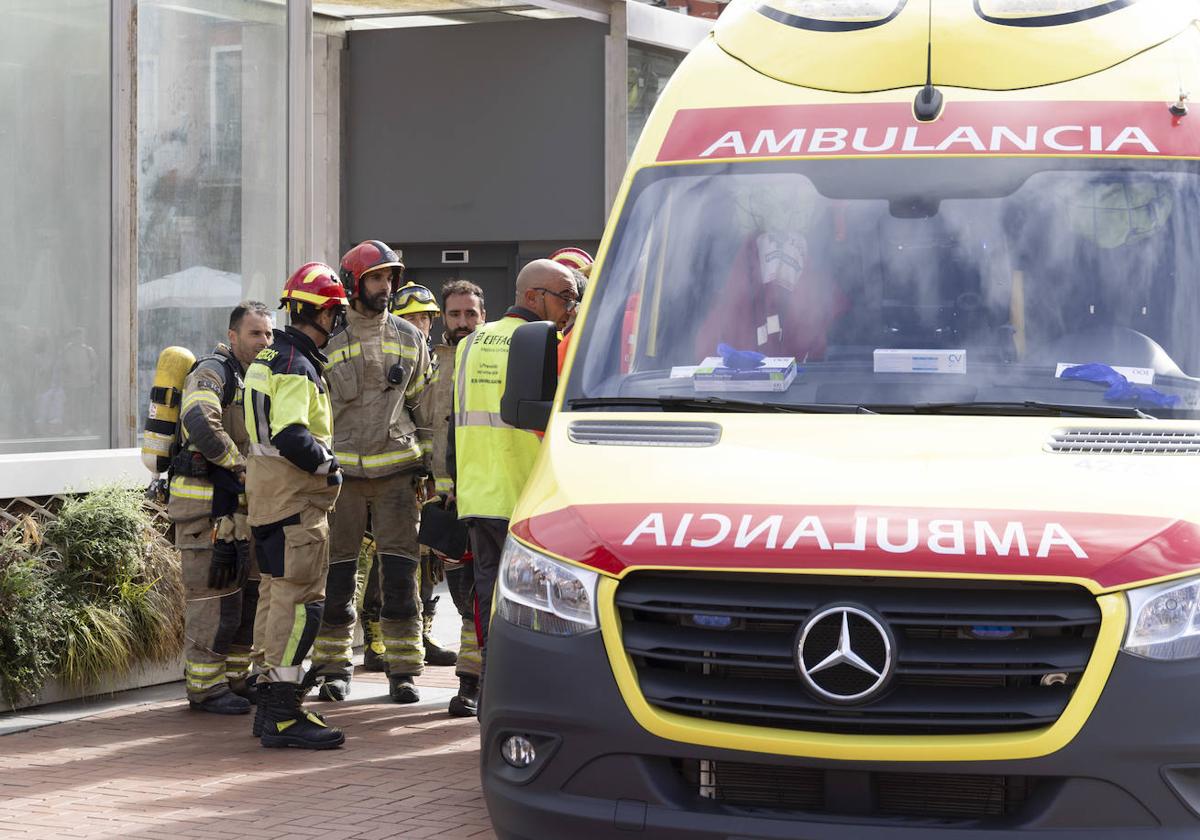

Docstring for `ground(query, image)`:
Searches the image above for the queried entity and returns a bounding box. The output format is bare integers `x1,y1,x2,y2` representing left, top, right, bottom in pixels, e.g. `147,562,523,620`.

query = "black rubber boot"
317,676,350,702
252,692,266,737
448,675,478,718
253,680,327,737
422,598,458,667
363,620,387,672
259,681,345,750
189,691,251,715
229,674,259,706
388,674,420,704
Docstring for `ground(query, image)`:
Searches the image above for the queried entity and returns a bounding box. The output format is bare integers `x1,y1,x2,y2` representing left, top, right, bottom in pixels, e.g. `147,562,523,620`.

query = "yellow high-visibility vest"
453,315,543,520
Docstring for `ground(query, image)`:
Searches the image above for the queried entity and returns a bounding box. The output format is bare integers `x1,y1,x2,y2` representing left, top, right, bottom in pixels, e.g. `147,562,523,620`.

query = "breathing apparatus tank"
141,346,196,475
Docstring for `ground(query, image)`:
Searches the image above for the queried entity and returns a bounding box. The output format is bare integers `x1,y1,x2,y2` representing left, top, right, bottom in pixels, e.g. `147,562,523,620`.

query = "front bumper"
482,614,1200,839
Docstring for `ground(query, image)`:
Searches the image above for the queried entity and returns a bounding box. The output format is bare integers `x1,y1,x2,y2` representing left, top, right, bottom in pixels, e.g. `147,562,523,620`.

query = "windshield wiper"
905,400,1157,420
568,396,877,414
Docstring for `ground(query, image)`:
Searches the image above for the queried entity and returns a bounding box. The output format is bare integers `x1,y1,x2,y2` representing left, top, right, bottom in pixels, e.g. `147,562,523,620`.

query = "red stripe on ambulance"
511,503,1200,588
656,101,1195,162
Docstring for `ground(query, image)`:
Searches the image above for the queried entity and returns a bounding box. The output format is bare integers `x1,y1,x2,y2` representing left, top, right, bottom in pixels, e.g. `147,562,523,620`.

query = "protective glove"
717,343,766,370
318,452,343,486
234,539,252,587
425,553,446,586
208,539,239,590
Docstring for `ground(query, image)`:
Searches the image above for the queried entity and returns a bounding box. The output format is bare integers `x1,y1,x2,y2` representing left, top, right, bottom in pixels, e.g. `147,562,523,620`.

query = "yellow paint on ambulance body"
524,0,1200,765
714,0,1195,93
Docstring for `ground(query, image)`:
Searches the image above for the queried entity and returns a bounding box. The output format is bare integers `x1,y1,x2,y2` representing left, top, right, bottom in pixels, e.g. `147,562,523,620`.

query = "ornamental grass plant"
0,486,183,707
0,525,66,707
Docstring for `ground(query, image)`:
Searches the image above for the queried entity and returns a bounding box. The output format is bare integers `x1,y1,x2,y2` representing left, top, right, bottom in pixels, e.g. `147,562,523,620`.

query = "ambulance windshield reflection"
567,158,1200,417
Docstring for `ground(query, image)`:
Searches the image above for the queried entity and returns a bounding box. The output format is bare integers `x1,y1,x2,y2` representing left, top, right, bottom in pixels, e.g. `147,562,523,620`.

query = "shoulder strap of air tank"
193,353,238,407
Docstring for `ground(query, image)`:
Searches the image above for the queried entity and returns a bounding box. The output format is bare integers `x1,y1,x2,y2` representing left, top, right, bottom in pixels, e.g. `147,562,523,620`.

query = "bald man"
514,259,578,331
446,260,578,695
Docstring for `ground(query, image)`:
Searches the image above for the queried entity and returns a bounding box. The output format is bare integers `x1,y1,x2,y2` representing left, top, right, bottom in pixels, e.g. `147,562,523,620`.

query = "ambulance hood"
713,0,1198,93
511,415,1200,590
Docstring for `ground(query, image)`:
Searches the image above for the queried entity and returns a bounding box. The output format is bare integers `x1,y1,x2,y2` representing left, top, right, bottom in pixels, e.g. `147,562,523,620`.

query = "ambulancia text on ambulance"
485,2,1200,837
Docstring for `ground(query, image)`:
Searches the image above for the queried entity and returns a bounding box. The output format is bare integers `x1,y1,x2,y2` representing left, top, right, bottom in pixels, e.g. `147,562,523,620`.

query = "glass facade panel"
0,2,111,453
628,44,681,163
136,0,287,416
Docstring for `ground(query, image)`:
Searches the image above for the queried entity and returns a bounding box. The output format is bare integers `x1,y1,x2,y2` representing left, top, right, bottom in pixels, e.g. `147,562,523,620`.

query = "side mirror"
500,321,559,431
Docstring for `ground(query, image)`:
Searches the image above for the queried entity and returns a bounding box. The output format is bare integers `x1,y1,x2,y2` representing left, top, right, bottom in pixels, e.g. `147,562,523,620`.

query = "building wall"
345,18,608,246
0,2,111,455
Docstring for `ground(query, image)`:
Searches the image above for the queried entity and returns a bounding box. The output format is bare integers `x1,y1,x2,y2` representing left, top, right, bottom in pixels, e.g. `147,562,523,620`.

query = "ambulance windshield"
566,158,1200,416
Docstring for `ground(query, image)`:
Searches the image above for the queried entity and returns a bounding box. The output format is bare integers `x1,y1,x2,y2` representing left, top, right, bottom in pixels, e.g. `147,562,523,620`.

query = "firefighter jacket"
452,307,544,521
243,326,341,526
169,344,248,517
428,343,455,494
324,305,433,480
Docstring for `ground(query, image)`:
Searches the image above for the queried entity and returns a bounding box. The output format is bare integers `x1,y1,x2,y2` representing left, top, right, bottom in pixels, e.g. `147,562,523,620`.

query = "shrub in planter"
0,526,66,707
42,486,184,686
0,486,184,704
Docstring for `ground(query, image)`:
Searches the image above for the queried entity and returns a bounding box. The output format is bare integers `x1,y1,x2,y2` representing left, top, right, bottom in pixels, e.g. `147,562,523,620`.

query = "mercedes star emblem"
795,605,894,704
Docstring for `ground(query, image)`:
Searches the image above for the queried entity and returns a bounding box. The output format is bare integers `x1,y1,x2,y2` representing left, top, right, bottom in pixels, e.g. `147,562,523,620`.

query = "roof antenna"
913,7,943,122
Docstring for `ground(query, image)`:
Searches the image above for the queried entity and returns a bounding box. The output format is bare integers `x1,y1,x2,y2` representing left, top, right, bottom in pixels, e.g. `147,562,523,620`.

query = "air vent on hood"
1047,428,1200,455
568,420,721,447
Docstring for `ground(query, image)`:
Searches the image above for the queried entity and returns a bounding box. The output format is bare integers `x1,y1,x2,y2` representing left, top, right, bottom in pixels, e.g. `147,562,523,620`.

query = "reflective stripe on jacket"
325,307,432,479
452,312,543,520
243,327,339,525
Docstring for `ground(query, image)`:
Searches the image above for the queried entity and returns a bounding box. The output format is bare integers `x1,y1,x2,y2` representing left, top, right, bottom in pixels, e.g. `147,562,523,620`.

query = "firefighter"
390,281,459,671
244,262,347,749
310,241,434,705
449,259,577,694
426,279,487,716
549,247,593,373
170,301,274,715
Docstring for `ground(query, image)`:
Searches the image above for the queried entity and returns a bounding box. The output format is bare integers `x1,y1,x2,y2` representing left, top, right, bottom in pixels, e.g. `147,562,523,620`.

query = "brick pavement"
0,667,497,840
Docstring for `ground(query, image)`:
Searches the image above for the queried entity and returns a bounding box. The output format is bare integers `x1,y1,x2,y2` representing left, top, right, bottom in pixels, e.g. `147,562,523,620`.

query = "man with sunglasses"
448,259,578,702
309,240,435,705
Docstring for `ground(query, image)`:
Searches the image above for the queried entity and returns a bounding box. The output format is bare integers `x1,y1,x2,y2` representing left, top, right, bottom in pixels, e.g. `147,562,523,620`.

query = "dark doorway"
394,243,517,340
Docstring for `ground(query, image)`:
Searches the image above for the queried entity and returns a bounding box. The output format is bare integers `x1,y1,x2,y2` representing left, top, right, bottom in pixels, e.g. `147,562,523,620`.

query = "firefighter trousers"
251,503,331,683
174,512,257,702
170,482,260,702
226,559,262,685
445,561,481,679
313,472,423,678
466,517,507,684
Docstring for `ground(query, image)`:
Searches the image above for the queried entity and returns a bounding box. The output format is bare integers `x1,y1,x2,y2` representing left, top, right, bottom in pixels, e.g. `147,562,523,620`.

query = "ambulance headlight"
497,537,598,635
1124,576,1200,661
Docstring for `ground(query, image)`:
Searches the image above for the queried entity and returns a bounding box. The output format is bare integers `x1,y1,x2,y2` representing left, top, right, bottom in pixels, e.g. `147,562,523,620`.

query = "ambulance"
485,2,1200,836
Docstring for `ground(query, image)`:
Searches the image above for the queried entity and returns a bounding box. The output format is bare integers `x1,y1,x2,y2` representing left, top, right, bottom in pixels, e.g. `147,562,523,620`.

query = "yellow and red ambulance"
485,2,1200,837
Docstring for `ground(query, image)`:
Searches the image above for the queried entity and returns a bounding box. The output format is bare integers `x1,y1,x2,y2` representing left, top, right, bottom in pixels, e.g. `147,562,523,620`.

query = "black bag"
418,497,470,560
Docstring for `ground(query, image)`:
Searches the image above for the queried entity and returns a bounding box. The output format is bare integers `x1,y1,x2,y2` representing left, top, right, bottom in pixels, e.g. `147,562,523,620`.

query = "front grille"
683,759,1040,821
616,573,1101,735
1047,427,1200,454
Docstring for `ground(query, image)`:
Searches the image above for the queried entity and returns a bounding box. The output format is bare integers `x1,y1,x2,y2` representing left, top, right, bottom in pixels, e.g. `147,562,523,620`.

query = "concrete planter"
4,657,183,713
